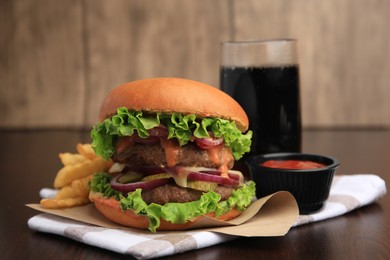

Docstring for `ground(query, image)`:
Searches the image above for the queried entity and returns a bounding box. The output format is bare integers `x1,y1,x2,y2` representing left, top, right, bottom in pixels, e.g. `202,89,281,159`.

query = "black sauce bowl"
246,153,339,214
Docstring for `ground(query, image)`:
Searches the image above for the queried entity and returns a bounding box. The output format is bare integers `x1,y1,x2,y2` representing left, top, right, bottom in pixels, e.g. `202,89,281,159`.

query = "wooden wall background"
1,0,390,129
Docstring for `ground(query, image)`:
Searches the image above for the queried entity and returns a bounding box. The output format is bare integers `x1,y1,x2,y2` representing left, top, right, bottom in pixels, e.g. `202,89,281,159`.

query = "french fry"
54,176,90,199
59,153,87,166
76,143,96,160
40,197,90,209
41,143,112,209
53,156,112,189
54,185,77,200
41,175,94,209
66,174,93,198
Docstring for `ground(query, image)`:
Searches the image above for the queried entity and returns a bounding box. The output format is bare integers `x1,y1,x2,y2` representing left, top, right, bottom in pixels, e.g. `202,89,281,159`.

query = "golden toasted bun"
99,78,249,132
89,191,242,231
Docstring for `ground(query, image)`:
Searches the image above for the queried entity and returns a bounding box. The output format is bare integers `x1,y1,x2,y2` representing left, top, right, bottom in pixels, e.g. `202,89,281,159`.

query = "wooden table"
1,129,389,259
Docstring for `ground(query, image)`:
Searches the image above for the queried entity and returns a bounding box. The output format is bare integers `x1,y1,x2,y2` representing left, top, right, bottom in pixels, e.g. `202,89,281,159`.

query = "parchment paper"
27,191,299,237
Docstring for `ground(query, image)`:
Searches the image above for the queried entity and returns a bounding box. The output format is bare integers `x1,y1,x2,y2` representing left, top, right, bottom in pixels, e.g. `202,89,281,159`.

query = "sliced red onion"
148,125,168,137
194,137,224,150
199,170,242,182
110,174,171,193
163,166,240,187
168,166,243,183
187,171,239,186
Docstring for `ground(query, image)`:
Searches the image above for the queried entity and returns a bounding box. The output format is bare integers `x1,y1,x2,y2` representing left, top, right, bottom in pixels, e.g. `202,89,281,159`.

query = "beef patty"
113,141,234,169
141,183,234,204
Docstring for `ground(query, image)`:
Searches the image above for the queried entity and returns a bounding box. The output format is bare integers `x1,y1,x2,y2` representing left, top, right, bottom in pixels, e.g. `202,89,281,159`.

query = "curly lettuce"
90,107,252,160
89,173,256,232
89,172,121,199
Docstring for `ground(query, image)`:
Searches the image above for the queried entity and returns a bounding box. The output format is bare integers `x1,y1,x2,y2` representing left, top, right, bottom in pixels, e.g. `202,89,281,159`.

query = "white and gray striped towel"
28,174,386,259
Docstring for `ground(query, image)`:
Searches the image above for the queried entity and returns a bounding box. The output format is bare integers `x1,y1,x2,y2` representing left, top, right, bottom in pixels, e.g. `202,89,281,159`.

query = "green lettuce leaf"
90,107,252,161
89,172,121,199
89,173,256,232
120,181,255,232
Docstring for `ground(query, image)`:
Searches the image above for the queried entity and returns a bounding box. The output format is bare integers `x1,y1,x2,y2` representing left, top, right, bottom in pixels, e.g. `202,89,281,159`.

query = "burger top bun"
99,78,249,132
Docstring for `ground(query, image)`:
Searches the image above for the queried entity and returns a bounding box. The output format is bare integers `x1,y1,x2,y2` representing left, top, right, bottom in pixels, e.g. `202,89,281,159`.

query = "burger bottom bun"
89,191,242,231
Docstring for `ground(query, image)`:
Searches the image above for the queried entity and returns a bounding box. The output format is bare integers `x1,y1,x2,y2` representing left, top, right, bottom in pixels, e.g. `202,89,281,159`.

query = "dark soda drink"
220,66,302,155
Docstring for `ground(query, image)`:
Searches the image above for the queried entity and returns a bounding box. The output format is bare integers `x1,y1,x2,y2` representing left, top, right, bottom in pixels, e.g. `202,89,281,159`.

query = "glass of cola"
220,39,302,156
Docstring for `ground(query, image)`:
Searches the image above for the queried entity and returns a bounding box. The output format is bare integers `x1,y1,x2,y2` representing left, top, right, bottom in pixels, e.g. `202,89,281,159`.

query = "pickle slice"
142,173,171,181
187,180,217,192
118,172,143,183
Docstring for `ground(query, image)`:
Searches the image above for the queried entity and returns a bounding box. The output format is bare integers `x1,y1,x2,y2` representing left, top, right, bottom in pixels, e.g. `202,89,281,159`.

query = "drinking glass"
220,39,302,156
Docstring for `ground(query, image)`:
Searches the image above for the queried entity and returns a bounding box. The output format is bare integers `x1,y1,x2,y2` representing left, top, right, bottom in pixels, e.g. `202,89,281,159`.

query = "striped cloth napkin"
294,174,386,226
28,174,386,259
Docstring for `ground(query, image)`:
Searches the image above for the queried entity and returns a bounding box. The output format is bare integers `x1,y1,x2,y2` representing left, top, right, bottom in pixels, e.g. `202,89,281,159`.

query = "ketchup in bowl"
260,160,325,170
247,153,339,214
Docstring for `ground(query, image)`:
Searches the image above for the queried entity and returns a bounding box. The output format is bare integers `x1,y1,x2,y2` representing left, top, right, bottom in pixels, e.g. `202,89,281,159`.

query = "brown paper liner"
27,191,298,237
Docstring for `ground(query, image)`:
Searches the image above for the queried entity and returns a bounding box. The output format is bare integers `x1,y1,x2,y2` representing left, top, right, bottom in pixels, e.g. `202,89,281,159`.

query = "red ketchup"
260,160,325,170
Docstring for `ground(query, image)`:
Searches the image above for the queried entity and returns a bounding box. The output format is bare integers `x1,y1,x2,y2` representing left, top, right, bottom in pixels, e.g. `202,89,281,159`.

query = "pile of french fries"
40,143,113,209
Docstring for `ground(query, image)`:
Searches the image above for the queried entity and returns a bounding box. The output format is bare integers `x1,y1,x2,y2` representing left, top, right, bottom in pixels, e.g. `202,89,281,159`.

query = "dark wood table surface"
1,129,389,259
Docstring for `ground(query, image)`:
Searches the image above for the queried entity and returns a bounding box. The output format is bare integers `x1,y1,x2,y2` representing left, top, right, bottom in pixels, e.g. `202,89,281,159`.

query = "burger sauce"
160,139,232,178
207,146,232,178
160,139,180,167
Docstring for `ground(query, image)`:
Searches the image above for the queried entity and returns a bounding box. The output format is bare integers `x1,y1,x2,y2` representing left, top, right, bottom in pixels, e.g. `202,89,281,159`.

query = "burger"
89,77,255,232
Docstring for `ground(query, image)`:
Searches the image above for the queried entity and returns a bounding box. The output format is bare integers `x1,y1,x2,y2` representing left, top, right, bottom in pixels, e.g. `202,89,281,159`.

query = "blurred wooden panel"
0,0,85,128
232,0,390,128
1,0,389,129
83,0,231,125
